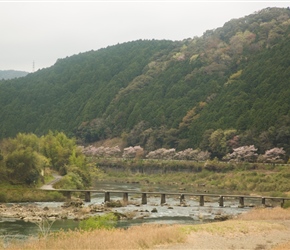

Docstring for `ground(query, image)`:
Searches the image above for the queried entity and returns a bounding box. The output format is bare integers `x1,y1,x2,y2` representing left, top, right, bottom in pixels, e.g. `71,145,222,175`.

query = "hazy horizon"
1,1,289,72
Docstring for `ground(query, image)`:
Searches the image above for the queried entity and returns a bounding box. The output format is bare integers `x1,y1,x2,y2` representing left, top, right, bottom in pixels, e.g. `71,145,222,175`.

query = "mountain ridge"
0,70,29,80
0,7,290,159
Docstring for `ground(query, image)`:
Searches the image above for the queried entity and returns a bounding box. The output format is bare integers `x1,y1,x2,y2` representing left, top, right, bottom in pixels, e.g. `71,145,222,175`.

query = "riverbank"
3,207,290,250
154,207,290,250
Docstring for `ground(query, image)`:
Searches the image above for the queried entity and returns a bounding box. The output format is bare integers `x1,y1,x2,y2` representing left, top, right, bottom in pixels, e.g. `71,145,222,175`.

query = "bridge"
44,189,290,208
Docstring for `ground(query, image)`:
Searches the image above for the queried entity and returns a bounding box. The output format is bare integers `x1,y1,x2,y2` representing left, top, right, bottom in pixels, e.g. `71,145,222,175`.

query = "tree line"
82,143,287,164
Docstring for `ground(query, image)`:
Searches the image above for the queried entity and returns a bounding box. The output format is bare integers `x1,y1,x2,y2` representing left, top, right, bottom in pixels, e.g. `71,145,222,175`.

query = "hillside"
0,7,290,159
0,70,28,80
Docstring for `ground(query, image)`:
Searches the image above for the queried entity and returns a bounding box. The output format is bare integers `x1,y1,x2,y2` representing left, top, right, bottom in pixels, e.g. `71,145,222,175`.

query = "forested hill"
0,70,28,80
0,7,290,159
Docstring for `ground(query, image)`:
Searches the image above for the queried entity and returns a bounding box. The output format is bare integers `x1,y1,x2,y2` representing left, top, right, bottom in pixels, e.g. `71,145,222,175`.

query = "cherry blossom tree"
122,146,144,159
146,148,176,160
224,145,258,162
82,145,121,158
259,147,286,163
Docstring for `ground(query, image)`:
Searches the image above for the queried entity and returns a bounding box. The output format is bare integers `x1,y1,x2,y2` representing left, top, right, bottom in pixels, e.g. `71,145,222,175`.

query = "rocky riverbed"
0,199,111,222
0,197,245,224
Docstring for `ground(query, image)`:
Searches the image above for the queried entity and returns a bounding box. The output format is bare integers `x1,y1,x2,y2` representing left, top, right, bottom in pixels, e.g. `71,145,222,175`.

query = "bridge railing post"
161,194,166,205
85,191,91,202
123,192,128,206
219,196,224,207
104,192,110,202
199,195,205,206
142,193,147,204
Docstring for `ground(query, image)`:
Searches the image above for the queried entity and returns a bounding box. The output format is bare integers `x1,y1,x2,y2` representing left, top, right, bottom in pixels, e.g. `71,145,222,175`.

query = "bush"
283,200,290,209
0,191,7,202
45,191,66,201
269,191,287,197
54,172,84,189
79,213,118,231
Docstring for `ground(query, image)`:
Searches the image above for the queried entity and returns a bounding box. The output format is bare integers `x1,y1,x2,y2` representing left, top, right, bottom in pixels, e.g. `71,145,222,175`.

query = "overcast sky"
1,1,289,72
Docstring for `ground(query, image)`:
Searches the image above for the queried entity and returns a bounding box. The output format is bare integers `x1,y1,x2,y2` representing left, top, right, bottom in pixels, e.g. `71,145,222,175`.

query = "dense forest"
1,7,290,160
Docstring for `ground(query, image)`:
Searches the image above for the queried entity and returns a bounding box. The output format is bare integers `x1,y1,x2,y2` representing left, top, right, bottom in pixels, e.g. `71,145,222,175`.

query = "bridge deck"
52,189,288,198
45,189,290,205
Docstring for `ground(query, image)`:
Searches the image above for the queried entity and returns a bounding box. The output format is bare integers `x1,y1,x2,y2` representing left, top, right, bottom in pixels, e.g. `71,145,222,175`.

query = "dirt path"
153,220,290,250
39,173,62,190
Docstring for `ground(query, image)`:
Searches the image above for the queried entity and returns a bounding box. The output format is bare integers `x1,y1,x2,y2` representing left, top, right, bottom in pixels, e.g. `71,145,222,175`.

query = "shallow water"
0,219,79,241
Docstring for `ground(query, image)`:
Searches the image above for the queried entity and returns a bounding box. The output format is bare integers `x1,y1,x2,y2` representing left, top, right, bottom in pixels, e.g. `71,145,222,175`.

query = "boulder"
62,198,84,208
214,214,232,221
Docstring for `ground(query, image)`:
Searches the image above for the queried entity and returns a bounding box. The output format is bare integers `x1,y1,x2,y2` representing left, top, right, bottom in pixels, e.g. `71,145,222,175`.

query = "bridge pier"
199,195,205,206
281,199,285,208
262,197,266,206
161,194,166,204
219,196,224,207
180,194,185,204
104,192,110,202
64,191,71,200
239,197,244,207
142,193,147,204
85,191,91,202
123,192,128,206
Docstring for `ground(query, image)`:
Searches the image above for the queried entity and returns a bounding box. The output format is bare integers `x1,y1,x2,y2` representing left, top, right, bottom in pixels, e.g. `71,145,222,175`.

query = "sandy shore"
154,221,290,249
153,207,290,250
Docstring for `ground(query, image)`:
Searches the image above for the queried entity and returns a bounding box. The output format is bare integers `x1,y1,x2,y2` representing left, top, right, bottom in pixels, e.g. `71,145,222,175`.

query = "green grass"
94,158,290,196
0,187,66,202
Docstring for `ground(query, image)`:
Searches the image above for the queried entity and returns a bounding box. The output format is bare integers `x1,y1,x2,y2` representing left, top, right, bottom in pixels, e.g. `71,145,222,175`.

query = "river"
1,181,253,245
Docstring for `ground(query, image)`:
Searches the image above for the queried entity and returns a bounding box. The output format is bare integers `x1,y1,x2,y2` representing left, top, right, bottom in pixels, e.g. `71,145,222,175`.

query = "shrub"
283,200,290,209
54,172,84,189
79,213,118,231
269,191,287,197
0,191,7,202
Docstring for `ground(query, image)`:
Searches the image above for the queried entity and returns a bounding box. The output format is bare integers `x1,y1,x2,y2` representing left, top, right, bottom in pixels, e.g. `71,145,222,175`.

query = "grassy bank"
3,207,290,250
2,224,186,250
0,185,65,203
95,158,290,196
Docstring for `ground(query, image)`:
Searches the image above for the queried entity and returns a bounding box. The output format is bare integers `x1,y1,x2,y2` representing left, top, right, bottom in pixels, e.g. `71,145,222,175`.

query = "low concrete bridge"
45,189,290,208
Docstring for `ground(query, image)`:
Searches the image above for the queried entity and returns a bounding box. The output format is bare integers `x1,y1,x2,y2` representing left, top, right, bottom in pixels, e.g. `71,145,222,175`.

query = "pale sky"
1,1,289,72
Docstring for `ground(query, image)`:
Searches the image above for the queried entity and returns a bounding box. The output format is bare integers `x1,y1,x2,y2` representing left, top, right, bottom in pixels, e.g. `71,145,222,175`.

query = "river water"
1,181,253,244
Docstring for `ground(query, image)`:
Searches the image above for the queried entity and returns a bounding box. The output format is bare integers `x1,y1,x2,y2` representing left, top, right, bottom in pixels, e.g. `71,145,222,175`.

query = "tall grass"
273,241,290,250
34,217,55,238
182,220,285,236
237,207,290,220
5,224,185,250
